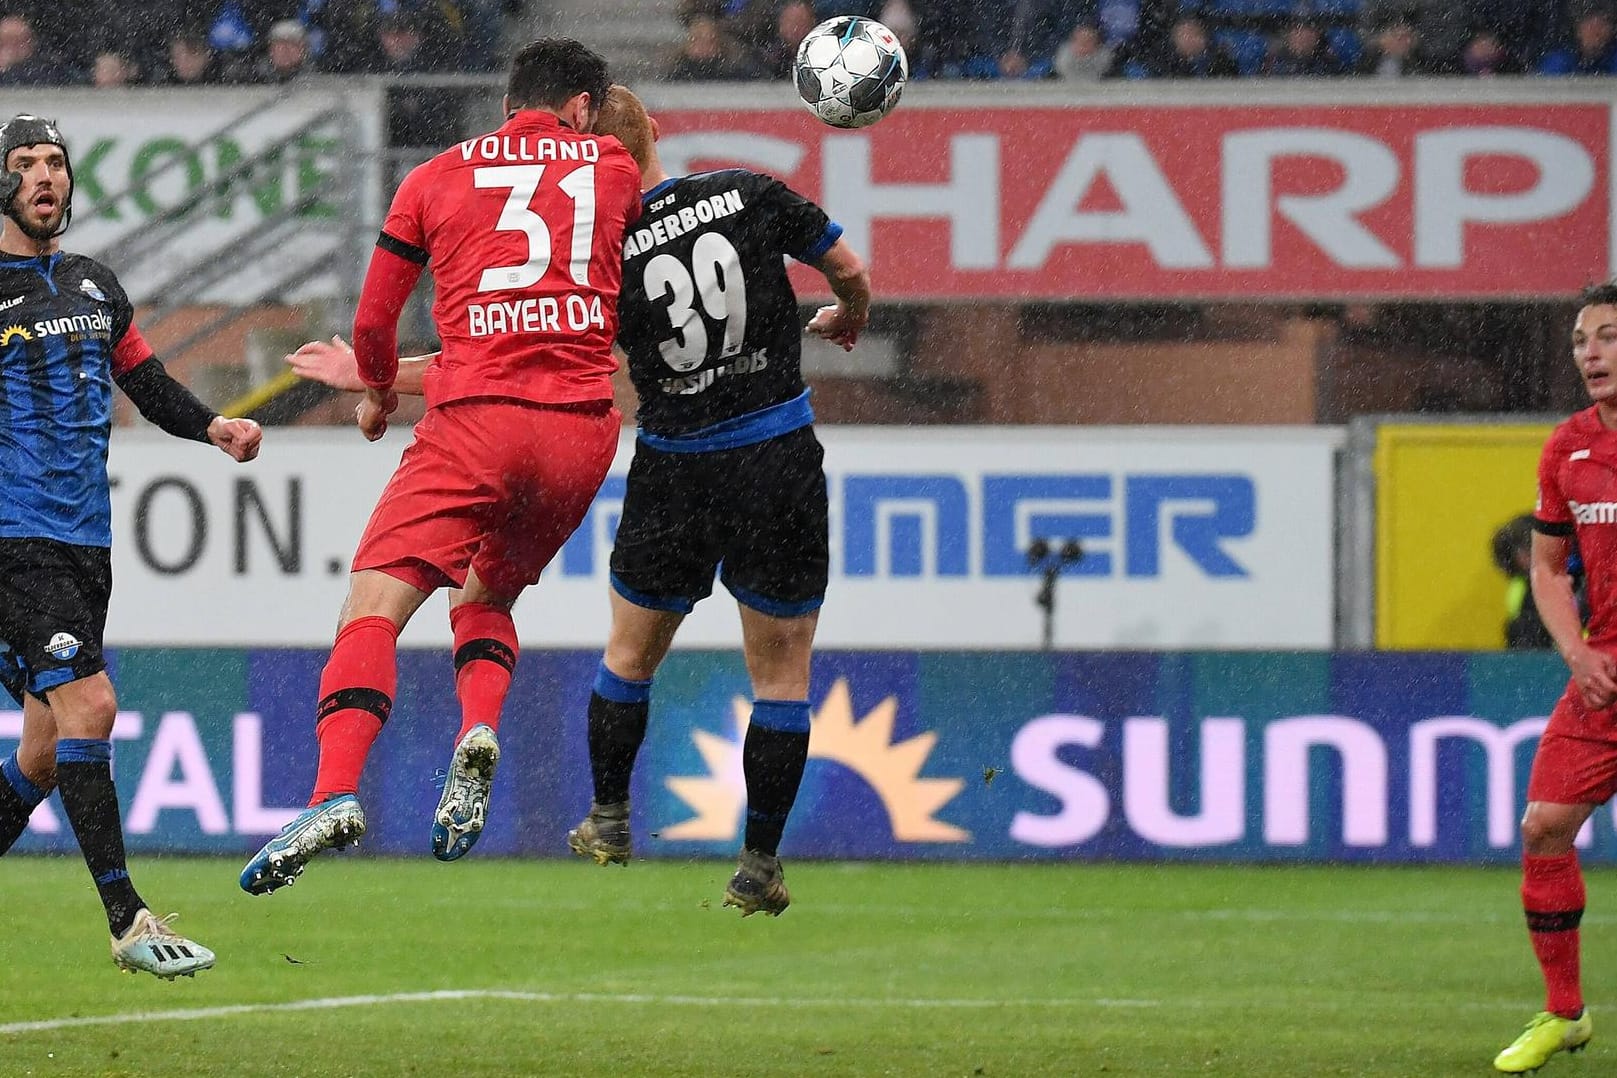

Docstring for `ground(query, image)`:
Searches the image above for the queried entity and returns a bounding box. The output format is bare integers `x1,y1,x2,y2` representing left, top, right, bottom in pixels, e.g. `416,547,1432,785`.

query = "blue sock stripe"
594,664,652,705
751,699,811,734
93,868,129,886
56,738,112,765
1,753,46,807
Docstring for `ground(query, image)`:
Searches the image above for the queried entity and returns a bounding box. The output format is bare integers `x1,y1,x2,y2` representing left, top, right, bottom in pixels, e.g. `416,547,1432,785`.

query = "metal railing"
78,86,375,381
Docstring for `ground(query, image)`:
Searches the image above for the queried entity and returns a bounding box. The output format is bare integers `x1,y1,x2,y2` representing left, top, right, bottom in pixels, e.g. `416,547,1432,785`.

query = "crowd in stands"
664,0,1617,82
2,0,1613,90
0,1,517,88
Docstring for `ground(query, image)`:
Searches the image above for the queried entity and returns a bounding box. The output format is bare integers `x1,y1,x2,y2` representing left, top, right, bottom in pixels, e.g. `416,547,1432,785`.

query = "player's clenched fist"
208,416,262,462
1568,643,1617,711
806,303,865,352
357,387,397,442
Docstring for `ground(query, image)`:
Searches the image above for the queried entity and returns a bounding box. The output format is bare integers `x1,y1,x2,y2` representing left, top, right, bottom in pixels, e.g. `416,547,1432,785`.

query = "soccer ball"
794,16,908,130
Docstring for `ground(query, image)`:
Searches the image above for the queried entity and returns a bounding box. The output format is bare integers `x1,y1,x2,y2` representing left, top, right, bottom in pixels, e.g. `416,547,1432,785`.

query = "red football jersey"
1537,406,1617,645
377,110,641,408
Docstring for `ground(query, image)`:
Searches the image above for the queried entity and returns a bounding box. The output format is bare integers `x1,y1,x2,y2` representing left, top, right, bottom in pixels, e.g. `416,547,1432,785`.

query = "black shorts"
610,425,829,617
0,538,111,704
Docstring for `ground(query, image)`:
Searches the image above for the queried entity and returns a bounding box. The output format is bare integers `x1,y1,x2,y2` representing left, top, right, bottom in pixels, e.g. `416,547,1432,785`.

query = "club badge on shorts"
46,631,81,660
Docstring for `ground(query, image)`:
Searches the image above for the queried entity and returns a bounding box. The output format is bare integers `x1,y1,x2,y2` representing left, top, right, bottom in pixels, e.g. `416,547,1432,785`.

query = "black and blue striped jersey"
0,250,154,547
617,170,841,441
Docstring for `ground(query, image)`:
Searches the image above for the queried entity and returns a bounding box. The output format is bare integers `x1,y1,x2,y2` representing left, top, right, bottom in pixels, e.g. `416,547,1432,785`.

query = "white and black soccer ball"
794,16,908,130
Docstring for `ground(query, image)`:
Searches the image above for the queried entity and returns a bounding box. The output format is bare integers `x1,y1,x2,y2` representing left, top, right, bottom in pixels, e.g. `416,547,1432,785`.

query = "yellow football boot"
1494,1010,1593,1073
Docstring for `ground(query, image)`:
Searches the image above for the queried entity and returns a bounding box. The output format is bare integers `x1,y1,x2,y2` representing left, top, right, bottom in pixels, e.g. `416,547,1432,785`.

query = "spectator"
1262,16,1349,77
376,11,435,72
983,0,1088,79
252,19,316,83
161,29,227,85
91,48,139,89
1470,0,1567,67
1491,514,1578,650
209,1,308,56
377,12,463,146
1152,16,1238,79
452,0,505,71
1354,14,1445,76
758,0,818,78
880,0,921,67
677,0,725,22
306,0,382,74
1539,10,1617,75
909,0,982,77
1053,22,1113,81
1457,25,1523,76
663,15,761,80
0,14,70,85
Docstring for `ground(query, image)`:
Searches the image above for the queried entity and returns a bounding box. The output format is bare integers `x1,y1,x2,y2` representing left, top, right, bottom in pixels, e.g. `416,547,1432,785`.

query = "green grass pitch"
0,857,1610,1076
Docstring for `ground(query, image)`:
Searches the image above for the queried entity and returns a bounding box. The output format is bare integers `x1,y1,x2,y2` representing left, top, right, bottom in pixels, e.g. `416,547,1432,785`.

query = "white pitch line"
1,988,1551,1036
0,989,1159,1035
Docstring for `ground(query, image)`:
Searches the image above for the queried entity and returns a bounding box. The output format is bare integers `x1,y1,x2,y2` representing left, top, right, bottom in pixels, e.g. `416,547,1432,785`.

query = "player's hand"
208,416,262,462
1568,643,1617,710
356,386,397,442
806,304,866,352
288,335,364,392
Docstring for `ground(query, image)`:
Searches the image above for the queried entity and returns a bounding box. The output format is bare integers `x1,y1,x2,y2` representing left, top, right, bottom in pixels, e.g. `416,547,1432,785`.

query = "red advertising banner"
653,103,1611,300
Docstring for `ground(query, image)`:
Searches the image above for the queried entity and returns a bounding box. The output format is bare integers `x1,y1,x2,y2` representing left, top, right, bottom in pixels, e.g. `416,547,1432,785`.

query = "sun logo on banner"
0,324,31,346
663,678,970,843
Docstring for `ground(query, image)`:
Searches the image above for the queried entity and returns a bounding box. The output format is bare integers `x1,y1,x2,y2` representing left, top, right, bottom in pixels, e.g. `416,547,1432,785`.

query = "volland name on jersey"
457,134,601,164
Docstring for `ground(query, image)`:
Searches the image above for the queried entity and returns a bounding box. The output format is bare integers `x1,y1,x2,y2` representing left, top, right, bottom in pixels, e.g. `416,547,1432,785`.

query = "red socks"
308,616,399,805
1523,851,1586,1019
450,603,518,739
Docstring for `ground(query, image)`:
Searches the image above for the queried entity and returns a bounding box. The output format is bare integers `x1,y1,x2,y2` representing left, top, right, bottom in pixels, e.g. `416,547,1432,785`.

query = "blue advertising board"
0,649,1591,864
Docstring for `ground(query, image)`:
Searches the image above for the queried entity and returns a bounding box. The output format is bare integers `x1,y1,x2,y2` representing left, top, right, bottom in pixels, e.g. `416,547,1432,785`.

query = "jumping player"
1495,280,1617,1072
240,39,641,894
287,85,870,914
0,115,262,977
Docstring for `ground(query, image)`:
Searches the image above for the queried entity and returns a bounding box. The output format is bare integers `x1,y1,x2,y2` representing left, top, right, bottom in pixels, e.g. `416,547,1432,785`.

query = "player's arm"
351,166,433,438
1532,525,1617,708
805,238,871,352
352,241,424,393
111,318,261,462
288,335,434,396
759,174,871,351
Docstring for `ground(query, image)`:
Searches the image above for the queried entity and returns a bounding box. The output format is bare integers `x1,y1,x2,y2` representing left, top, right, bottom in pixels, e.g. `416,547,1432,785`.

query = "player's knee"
1521,805,1582,854
16,743,56,789
602,642,659,683
76,678,118,729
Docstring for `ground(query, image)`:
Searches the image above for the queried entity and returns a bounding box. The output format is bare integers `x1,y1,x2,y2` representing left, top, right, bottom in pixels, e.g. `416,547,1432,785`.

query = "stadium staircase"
90,88,372,425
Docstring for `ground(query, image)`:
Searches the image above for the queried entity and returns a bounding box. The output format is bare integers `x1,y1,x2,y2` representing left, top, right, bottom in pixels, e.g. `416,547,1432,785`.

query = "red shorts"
1527,680,1617,805
352,397,619,598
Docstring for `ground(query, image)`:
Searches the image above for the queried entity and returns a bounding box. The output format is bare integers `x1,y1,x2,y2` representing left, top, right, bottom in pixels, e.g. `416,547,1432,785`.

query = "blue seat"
1326,26,1361,66
1215,28,1271,73
1206,0,1298,15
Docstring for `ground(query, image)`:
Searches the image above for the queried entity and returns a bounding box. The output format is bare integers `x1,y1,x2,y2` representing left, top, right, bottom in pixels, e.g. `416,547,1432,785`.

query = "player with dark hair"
239,39,641,894
0,115,262,977
1494,279,1617,1071
286,85,869,914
